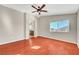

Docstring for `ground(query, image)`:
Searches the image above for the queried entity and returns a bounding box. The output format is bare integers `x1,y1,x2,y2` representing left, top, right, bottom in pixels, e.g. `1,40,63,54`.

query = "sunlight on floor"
31,46,41,49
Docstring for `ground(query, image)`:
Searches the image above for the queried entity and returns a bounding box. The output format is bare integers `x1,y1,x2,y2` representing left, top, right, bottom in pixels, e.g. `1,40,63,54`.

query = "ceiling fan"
32,4,47,15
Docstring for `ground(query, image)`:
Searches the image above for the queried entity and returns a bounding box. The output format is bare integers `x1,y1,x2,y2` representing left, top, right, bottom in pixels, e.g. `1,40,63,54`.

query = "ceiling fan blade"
32,5,37,10
32,11,37,13
40,4,45,10
41,10,47,12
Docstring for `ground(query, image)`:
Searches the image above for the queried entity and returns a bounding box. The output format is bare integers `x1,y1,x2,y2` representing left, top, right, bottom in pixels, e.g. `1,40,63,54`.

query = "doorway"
29,21,35,37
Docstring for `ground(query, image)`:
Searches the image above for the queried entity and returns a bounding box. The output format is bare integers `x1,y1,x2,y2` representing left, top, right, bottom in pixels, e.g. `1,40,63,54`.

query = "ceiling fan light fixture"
31,4,47,15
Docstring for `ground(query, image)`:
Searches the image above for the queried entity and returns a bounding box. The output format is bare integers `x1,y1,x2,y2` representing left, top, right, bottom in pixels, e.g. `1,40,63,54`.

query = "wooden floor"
0,36,79,55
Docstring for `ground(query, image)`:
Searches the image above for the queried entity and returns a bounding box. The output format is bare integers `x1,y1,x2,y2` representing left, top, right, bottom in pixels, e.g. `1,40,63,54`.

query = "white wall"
34,17,38,37
77,10,79,47
0,5,24,45
37,14,77,43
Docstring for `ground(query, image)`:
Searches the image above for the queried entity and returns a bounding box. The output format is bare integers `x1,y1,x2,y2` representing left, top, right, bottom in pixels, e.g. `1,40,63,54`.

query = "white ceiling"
2,4,79,16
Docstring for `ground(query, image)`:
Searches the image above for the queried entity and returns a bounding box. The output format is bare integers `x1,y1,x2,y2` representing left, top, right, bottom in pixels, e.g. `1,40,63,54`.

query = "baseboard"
0,37,30,45
37,36,77,44
0,39,24,45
